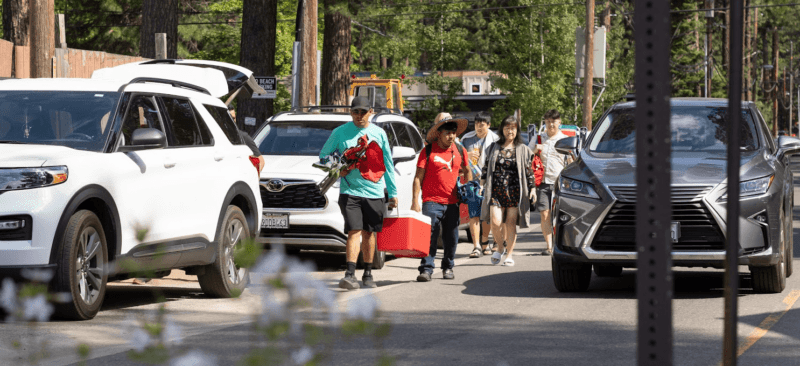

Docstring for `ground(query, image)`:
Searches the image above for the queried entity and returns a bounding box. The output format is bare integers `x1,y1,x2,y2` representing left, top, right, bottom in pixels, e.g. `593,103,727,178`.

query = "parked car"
253,106,434,268
0,60,264,319
551,98,799,293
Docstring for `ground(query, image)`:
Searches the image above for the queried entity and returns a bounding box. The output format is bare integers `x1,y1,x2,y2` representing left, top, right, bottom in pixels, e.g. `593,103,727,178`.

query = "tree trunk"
744,0,750,101
238,0,278,135
3,0,30,46
29,0,54,78
140,0,178,59
300,0,318,106
321,0,351,107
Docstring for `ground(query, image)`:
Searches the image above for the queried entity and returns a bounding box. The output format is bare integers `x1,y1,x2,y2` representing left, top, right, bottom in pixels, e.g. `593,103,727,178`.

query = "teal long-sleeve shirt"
319,121,397,199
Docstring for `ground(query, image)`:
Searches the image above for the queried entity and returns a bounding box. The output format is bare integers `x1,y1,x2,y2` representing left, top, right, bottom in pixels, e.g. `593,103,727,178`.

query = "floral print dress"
481,144,536,208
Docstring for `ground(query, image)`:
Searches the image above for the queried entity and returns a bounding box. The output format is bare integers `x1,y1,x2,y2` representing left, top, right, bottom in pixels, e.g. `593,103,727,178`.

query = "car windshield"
589,106,759,153
0,91,120,151
257,120,346,155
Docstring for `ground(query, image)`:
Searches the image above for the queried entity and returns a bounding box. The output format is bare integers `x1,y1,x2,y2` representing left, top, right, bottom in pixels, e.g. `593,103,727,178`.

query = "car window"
161,97,209,147
392,122,415,150
204,104,243,145
589,106,759,153
0,91,120,152
379,122,398,147
407,124,424,151
121,95,163,145
256,120,345,155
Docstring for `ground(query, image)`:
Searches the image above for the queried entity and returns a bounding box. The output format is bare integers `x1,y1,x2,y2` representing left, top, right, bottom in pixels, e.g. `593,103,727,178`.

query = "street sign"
253,76,277,99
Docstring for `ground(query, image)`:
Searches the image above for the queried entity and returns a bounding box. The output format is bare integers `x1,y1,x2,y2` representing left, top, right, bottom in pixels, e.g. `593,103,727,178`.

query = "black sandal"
470,247,482,258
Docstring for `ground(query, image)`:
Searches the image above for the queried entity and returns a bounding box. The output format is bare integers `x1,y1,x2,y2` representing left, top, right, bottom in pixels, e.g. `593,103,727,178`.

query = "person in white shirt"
460,114,500,257
532,110,573,256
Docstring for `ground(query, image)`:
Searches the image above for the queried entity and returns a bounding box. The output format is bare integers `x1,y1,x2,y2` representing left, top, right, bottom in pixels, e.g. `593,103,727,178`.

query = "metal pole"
723,1,743,365
291,41,302,110
705,35,709,97
635,0,673,364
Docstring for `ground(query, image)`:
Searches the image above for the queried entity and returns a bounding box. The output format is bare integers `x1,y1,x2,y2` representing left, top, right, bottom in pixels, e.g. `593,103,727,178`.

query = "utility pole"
791,42,794,132
301,0,318,106
744,0,750,101
582,0,595,129
29,0,54,78
773,27,779,137
753,8,758,103
706,0,714,97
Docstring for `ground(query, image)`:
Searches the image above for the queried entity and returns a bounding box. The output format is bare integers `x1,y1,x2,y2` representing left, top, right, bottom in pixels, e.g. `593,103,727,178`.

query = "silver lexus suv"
551,98,799,293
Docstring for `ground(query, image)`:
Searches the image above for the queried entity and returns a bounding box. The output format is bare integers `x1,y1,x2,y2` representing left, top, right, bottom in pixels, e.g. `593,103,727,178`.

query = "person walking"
319,96,399,290
480,115,535,267
412,113,470,281
460,113,499,257
532,110,572,256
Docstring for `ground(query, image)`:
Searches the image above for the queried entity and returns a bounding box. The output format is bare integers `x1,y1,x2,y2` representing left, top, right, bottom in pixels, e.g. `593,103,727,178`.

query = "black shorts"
338,194,386,233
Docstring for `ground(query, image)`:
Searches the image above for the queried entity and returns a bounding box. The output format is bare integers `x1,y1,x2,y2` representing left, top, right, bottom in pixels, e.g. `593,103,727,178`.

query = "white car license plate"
262,213,289,229
670,221,681,243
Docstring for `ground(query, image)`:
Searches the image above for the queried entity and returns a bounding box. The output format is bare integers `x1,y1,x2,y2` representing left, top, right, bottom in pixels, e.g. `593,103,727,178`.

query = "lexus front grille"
609,185,713,203
591,201,724,252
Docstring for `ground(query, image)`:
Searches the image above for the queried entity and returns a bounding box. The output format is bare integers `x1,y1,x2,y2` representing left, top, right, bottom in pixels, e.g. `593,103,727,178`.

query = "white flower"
130,328,152,352
20,268,54,283
345,293,379,320
1,278,17,313
170,349,218,366
258,293,286,326
312,282,337,310
497,361,511,366
291,346,314,365
21,294,53,322
251,249,286,276
284,260,319,296
162,320,183,345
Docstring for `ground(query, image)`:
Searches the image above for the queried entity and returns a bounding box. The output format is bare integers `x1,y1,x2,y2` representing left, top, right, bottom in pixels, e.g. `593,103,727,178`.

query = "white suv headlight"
719,175,774,201
558,177,600,200
0,166,69,192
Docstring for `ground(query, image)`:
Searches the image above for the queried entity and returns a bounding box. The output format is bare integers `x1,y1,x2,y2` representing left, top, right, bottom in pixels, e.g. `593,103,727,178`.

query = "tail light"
249,156,262,175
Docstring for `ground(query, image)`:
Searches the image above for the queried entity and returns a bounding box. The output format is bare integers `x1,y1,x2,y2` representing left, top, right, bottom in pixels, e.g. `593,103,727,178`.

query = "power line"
357,2,583,18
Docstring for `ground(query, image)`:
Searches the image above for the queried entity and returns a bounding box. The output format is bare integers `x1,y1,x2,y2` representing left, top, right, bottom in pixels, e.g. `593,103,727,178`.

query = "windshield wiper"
0,140,26,144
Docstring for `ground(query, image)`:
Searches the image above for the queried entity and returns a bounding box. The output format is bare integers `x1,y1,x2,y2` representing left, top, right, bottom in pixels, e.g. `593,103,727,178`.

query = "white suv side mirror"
392,146,417,164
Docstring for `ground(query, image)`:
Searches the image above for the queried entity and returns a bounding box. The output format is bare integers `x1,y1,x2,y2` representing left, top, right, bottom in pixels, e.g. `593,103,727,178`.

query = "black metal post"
635,0,673,364
723,1,744,365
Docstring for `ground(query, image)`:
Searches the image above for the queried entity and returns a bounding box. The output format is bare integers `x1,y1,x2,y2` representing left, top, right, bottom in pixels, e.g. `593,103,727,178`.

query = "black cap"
351,96,371,111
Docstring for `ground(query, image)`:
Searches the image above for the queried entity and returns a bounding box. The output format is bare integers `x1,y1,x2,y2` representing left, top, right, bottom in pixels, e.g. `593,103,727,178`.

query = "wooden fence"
0,40,147,78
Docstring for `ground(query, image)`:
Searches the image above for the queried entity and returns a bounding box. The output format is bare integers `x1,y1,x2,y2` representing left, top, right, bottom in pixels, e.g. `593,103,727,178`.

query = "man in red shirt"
411,113,470,281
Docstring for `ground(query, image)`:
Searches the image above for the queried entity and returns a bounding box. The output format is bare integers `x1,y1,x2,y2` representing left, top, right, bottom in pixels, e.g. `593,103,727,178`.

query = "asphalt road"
3,168,800,365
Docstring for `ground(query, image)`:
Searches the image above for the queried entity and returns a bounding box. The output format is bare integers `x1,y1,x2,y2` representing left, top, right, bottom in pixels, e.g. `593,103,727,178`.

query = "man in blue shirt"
319,97,398,290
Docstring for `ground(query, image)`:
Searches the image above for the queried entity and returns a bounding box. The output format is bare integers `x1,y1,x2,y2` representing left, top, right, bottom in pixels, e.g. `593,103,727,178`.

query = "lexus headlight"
0,166,68,192
558,177,600,200
718,175,773,201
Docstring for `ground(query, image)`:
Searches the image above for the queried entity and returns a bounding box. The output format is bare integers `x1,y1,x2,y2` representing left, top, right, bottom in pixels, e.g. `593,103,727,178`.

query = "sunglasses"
351,110,369,116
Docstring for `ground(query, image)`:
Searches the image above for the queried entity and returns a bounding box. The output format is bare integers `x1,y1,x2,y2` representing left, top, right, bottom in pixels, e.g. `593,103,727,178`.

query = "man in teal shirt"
319,97,398,290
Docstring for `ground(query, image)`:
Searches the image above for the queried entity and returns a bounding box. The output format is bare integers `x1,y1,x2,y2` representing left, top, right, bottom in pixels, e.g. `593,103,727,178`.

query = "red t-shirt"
417,143,467,204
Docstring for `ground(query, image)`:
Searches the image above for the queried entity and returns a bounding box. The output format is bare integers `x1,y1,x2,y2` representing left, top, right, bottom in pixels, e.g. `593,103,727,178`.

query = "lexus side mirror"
554,136,578,156
777,135,800,159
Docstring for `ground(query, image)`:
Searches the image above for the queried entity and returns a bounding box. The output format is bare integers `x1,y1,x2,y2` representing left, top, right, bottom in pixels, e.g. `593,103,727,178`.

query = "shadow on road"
460,269,762,300
101,286,206,311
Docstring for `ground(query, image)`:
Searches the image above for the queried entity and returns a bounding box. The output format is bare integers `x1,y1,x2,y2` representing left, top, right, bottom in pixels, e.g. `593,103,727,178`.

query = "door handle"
164,161,176,168
214,155,224,162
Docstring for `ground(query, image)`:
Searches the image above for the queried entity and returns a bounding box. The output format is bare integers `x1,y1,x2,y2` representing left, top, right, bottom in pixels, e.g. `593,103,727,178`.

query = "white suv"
252,108,424,268
0,60,263,320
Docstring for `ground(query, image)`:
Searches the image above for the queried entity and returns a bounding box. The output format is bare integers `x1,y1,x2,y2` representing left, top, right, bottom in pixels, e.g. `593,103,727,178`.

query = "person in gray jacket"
479,115,535,267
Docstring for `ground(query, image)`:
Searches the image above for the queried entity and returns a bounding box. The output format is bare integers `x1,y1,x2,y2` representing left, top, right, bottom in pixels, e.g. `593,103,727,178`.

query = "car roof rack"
291,105,352,114
140,59,179,65
126,77,210,95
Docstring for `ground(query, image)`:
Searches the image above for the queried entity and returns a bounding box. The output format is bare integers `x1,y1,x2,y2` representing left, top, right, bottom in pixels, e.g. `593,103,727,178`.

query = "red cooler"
377,209,431,258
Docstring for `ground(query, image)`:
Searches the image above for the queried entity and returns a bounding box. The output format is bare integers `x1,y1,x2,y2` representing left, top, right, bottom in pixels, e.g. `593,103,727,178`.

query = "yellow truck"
349,75,404,114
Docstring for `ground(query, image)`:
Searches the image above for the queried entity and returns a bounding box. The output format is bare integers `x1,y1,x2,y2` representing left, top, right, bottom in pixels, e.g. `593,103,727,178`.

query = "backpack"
532,135,545,187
